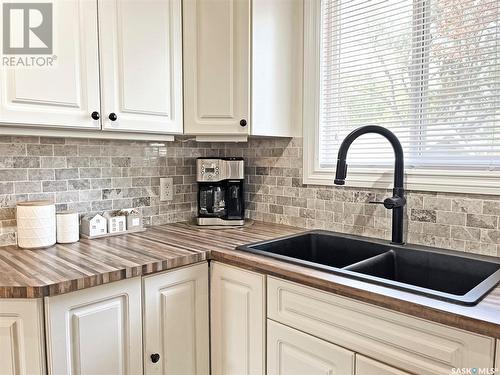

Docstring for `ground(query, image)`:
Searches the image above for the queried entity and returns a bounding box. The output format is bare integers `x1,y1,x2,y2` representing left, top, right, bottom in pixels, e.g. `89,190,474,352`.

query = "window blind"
318,0,500,171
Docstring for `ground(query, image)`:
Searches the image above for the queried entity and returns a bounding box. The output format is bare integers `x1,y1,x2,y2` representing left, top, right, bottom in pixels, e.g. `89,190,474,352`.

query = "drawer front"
268,319,355,375
268,277,495,375
356,355,412,375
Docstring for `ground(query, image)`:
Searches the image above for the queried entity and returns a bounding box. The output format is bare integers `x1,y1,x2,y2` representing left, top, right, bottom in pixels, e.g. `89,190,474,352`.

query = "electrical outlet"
160,177,173,201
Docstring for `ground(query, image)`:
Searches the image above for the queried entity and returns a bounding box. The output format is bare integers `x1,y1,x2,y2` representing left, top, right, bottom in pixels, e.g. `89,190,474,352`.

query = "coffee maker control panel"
199,161,220,181
197,158,244,182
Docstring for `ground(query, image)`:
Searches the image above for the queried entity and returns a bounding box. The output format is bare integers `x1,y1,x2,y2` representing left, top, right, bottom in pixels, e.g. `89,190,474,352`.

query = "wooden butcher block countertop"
0,221,300,299
1,221,500,339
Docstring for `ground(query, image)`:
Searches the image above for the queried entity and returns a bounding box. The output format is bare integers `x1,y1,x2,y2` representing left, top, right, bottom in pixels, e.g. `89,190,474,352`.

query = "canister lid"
17,200,54,207
56,210,76,215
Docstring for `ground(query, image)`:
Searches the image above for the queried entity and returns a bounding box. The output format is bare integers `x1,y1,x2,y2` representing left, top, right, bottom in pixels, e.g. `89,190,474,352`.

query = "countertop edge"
0,252,208,299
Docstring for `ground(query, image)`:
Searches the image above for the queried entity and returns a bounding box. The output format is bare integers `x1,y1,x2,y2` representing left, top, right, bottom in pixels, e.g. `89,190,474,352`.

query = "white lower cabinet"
210,262,266,375
0,299,46,375
267,319,355,375
356,355,412,375
268,276,495,375
496,340,500,368
4,263,499,375
44,277,143,375
143,263,209,375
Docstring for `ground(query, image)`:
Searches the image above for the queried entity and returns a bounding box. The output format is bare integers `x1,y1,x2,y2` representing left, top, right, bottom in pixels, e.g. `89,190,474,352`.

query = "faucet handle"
369,197,405,210
369,200,392,209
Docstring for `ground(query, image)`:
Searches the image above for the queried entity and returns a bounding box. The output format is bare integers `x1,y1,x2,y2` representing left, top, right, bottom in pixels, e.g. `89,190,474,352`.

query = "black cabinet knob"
91,111,100,120
150,353,160,363
109,113,118,121
239,119,247,127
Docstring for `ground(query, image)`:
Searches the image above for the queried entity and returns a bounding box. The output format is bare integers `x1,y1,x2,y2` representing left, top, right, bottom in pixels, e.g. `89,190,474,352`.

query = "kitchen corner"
1,0,500,374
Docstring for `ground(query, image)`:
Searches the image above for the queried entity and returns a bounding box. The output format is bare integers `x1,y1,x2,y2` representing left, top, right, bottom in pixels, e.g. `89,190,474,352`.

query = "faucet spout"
333,125,406,244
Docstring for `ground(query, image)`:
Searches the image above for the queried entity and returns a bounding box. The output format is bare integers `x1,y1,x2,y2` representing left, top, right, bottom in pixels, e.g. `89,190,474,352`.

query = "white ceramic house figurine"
80,213,107,237
104,211,127,234
122,209,143,231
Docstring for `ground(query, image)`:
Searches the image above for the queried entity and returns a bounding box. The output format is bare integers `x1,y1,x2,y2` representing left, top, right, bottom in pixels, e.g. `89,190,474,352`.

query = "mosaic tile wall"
0,135,214,246
0,135,499,257
217,137,500,257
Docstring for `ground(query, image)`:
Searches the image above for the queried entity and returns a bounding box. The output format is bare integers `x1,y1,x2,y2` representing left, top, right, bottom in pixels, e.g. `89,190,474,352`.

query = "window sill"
303,168,500,195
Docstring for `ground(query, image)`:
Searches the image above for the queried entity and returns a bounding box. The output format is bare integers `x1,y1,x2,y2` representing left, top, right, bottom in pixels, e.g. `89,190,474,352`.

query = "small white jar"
56,211,80,244
16,200,56,249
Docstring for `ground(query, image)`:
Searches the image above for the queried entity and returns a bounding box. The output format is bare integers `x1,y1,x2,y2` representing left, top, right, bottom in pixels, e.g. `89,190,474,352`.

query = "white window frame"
303,0,500,195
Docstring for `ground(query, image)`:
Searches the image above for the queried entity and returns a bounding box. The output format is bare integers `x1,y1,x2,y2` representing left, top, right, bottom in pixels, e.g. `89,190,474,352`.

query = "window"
304,0,500,194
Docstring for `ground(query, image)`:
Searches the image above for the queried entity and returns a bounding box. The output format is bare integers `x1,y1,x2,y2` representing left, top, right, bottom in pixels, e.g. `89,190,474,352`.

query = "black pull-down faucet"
333,125,406,245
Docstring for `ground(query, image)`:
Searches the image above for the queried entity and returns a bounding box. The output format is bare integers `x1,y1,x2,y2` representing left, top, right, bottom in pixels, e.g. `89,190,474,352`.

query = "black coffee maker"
196,157,245,226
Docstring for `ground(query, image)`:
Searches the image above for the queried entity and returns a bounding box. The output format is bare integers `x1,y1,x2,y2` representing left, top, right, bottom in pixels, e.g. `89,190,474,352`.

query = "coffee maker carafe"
196,158,245,226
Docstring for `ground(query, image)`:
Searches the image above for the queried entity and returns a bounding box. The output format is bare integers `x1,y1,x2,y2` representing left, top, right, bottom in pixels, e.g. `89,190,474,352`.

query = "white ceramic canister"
16,200,56,249
56,211,80,244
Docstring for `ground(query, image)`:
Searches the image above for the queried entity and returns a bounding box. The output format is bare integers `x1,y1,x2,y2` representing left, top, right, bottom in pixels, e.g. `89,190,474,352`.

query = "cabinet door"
252,0,303,137
0,0,100,129
0,299,45,375
98,0,183,134
211,262,265,375
45,278,142,375
183,0,250,135
143,263,209,375
496,340,500,369
267,320,355,375
356,355,412,375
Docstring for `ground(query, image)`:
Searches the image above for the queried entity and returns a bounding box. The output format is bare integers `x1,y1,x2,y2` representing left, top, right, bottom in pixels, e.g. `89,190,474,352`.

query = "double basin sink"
237,230,500,305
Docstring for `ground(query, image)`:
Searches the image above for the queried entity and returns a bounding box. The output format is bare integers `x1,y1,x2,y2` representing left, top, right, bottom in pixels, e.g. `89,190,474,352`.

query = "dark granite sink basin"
243,231,390,269
237,230,500,305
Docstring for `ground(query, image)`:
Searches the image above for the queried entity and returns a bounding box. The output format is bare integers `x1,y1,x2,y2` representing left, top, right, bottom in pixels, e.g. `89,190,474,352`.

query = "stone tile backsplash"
0,135,499,257
0,135,212,246
215,137,500,257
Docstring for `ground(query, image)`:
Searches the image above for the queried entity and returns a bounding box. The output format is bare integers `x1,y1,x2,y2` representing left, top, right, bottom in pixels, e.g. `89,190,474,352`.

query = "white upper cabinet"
0,0,182,135
99,0,183,134
0,0,101,129
183,0,302,138
252,0,303,137
183,0,250,136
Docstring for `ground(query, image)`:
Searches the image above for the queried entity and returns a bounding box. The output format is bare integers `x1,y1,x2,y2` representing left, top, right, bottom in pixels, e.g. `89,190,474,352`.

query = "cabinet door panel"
143,263,209,375
356,355,412,375
183,0,250,135
0,0,100,129
0,299,45,375
252,0,302,137
99,0,183,134
267,320,354,375
211,262,265,375
45,278,142,375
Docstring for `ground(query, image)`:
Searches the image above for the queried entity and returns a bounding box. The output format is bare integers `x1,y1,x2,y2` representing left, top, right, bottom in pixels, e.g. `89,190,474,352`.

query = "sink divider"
342,250,394,271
